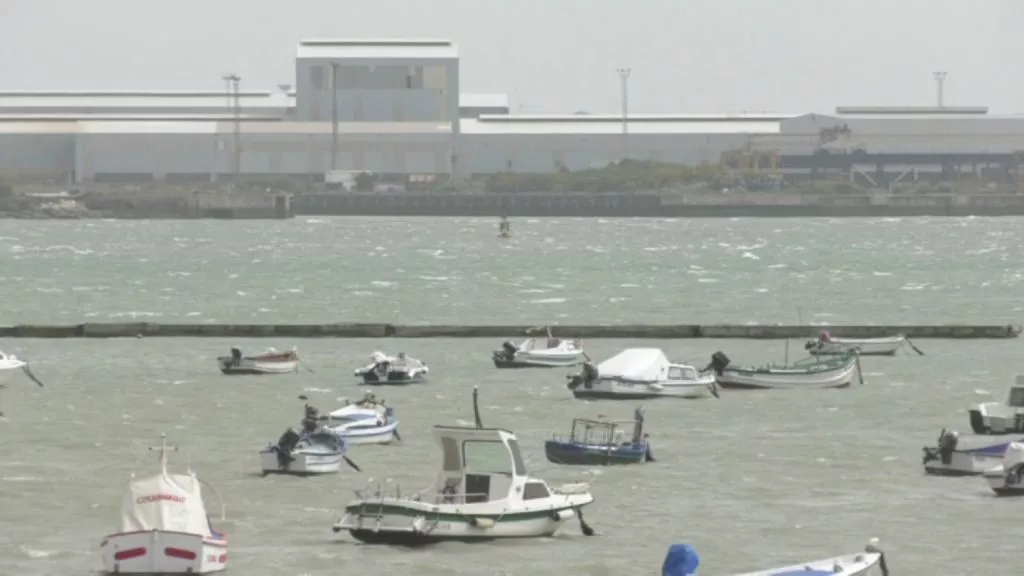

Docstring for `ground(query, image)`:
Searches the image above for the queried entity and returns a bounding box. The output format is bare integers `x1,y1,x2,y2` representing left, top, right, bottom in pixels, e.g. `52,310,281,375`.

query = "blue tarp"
663,544,700,576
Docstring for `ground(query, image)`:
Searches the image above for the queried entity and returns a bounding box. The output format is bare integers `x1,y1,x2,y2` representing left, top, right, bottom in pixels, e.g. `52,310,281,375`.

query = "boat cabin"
666,364,699,381
567,408,645,446
431,425,550,505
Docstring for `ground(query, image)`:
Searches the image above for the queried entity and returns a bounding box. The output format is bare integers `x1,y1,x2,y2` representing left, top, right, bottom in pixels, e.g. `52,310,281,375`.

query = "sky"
1,0,1019,114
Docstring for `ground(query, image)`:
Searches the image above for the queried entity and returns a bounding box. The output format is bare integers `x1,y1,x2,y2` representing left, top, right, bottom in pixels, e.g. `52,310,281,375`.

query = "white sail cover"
597,348,669,382
1004,442,1024,468
120,471,211,536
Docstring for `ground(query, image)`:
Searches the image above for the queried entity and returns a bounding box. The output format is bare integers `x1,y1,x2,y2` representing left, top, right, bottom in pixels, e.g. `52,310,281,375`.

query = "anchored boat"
968,375,1024,434
217,346,299,375
983,442,1024,496
100,435,228,575
0,350,44,388
321,392,401,445
708,350,862,390
805,331,924,357
260,403,361,476
492,335,586,369
567,348,718,400
921,428,1022,476
544,406,655,465
355,351,429,385
331,387,596,545
662,538,888,576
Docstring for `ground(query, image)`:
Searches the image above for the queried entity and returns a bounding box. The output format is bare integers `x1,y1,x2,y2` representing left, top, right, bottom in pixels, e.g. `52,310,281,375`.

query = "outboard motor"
230,346,243,367
374,360,390,377
501,341,518,360
707,351,731,375
567,362,599,390
938,429,959,465
804,340,815,350
301,404,319,434
275,427,301,468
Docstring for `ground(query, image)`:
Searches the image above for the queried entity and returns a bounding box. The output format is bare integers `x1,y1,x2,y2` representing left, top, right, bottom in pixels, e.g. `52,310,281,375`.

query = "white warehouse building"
0,39,1023,185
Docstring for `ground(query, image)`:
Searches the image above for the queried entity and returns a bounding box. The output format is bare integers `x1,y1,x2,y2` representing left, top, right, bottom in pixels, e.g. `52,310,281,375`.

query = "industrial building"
2,38,1024,186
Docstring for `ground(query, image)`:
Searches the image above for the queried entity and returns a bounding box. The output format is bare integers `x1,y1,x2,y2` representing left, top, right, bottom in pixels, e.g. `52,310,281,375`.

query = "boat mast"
148,434,178,474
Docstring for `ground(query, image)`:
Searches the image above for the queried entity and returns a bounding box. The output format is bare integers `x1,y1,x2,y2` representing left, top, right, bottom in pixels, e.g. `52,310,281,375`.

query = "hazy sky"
1,0,1018,114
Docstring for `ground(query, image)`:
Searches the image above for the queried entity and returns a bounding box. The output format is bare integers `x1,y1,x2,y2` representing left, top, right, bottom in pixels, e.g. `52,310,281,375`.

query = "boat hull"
331,421,400,445
571,378,716,400
983,468,1024,496
359,371,426,386
334,500,593,545
100,530,227,575
259,448,344,475
219,359,298,375
923,444,1011,476
544,440,648,465
732,551,883,576
492,352,585,369
807,336,904,356
716,357,860,390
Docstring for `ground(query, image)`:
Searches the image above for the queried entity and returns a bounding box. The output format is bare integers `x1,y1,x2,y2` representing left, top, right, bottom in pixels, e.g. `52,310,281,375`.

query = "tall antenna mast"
148,433,178,474
933,71,948,108
616,68,631,160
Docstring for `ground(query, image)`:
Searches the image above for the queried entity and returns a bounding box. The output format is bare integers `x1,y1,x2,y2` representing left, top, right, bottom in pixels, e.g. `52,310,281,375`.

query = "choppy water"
1,217,1023,575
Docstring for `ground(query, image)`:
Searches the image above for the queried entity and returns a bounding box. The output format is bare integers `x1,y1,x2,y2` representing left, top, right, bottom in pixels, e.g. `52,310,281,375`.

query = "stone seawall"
0,323,1018,339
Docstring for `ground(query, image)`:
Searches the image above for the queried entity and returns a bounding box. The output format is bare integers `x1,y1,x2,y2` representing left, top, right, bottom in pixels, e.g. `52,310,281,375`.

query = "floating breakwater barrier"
0,323,1019,339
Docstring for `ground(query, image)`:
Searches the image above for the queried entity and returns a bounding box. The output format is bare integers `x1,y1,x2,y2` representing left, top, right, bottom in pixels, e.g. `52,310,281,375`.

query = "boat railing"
354,482,489,505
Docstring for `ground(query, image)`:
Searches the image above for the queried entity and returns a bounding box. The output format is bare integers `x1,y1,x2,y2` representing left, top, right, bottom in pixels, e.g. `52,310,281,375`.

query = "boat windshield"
668,366,698,380
462,439,525,476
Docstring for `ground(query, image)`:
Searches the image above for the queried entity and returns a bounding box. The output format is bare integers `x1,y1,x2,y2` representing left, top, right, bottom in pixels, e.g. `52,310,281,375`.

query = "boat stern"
101,530,227,574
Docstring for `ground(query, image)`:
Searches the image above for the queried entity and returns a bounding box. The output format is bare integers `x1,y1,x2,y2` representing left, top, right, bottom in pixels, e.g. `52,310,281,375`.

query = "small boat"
968,375,1024,434
321,392,401,445
662,538,888,576
0,350,44,388
498,214,511,238
545,406,655,465
921,428,1023,476
331,387,596,545
567,348,718,400
217,346,299,375
354,351,428,385
260,404,361,476
100,435,228,575
805,330,924,357
708,350,862,390
492,329,586,369
983,442,1024,496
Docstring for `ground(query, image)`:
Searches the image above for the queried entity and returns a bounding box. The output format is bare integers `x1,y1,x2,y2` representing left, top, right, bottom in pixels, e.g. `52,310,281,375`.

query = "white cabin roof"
598,348,670,381
432,425,525,475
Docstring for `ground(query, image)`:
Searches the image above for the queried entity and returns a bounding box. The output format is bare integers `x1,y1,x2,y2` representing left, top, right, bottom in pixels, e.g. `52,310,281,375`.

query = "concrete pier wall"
0,323,1018,339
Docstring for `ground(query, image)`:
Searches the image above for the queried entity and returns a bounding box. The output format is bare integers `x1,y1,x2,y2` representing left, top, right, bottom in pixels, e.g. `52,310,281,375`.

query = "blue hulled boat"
544,406,654,466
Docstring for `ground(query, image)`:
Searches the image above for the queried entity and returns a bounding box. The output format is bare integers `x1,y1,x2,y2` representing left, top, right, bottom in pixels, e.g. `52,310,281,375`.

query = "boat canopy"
120,471,211,537
598,348,670,382
432,425,527,477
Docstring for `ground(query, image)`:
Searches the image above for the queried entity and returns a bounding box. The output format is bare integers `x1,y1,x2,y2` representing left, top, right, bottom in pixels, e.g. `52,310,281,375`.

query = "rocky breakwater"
0,323,1019,339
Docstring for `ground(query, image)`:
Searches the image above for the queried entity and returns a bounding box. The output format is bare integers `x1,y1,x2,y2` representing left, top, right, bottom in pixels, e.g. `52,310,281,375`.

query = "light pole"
616,68,631,161
330,63,339,171
221,73,242,191
933,71,948,108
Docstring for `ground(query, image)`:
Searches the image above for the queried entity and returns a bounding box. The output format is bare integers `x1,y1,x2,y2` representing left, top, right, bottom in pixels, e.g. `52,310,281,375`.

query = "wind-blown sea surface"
0,216,1022,575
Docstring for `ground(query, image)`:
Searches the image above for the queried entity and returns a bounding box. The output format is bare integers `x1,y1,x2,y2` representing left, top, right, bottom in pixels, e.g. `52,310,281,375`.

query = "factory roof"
462,114,783,135
459,93,511,109
296,39,458,61
0,121,453,135
0,90,293,111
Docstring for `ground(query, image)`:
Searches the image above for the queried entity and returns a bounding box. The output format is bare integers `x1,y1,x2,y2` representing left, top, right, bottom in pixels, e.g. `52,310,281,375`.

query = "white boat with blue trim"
331,387,596,545
804,330,923,357
321,392,401,445
662,538,888,575
100,435,228,575
922,428,1023,476
260,403,361,476
708,350,862,390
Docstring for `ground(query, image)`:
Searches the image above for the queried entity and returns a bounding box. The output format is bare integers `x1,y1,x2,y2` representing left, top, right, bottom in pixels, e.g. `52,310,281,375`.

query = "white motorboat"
331,387,596,545
0,350,44,388
492,329,586,368
566,348,718,400
983,442,1024,496
921,428,1022,476
260,404,361,475
708,350,863,390
968,375,1024,434
217,346,299,375
805,331,923,357
662,538,888,576
355,351,428,385
100,435,228,575
321,392,401,445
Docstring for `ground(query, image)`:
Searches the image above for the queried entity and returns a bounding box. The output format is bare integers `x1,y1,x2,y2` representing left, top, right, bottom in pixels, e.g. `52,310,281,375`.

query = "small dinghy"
0,350,44,388
260,404,361,476
355,351,428,385
662,538,888,576
321,392,401,445
217,346,299,375
708,350,862,390
332,387,596,545
968,375,1024,434
492,336,586,369
921,428,1023,476
100,435,228,575
983,442,1024,496
567,348,718,400
805,330,924,357
545,406,655,466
